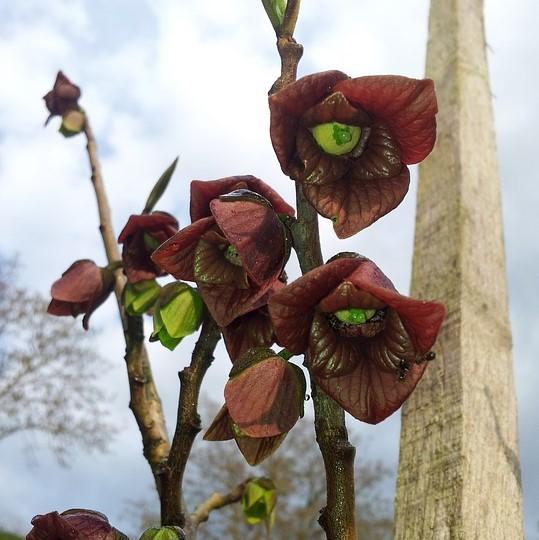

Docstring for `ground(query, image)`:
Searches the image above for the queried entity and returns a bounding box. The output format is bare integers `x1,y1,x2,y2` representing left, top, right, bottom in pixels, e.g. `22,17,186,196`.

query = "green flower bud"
310,121,361,156
241,477,277,532
139,526,186,540
151,282,204,351
59,109,86,137
334,307,376,325
123,279,161,316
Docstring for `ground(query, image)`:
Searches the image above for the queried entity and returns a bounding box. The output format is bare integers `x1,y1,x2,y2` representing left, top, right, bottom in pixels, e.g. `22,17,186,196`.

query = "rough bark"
394,1,524,538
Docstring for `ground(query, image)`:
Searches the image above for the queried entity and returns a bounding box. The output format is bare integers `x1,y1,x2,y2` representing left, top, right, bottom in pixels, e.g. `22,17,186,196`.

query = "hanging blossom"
268,254,445,424
204,349,305,465
47,260,114,330
269,70,437,238
118,211,178,283
43,71,81,125
152,176,294,328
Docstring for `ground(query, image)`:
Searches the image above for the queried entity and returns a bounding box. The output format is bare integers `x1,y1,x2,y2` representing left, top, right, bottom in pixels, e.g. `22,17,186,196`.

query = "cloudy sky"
0,0,538,537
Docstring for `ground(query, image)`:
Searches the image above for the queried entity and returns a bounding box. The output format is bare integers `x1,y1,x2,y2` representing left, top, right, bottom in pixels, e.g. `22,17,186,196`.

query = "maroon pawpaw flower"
269,70,437,238
43,71,81,125
268,254,445,424
152,178,293,327
47,260,114,330
118,212,178,283
222,306,277,362
204,350,305,465
27,509,128,540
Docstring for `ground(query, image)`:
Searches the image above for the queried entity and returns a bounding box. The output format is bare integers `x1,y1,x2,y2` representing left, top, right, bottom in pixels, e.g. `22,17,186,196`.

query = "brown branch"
160,315,222,528
189,478,251,528
83,118,170,492
270,3,358,539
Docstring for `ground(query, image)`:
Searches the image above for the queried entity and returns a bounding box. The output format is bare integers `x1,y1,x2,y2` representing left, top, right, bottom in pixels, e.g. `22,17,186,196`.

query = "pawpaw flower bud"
47,260,115,330
242,477,277,532
204,349,305,465
26,509,128,540
268,253,445,424
150,282,203,351
43,71,81,126
269,71,438,238
58,109,86,138
123,279,161,316
139,526,186,540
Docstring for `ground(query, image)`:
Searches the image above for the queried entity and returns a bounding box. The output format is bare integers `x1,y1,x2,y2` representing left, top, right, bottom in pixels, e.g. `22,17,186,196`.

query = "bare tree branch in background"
125,398,393,540
0,256,115,463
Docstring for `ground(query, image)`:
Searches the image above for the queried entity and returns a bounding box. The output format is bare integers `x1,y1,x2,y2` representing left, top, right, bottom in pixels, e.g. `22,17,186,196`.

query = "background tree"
0,255,115,463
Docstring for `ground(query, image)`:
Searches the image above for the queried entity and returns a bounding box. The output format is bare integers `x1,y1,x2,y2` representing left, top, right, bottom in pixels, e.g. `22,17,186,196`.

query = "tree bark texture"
394,1,523,538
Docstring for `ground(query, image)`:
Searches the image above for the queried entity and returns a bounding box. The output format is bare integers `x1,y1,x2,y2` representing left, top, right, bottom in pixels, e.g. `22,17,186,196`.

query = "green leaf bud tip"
123,279,161,316
310,122,361,156
242,478,277,530
58,109,86,137
334,307,376,325
139,526,186,540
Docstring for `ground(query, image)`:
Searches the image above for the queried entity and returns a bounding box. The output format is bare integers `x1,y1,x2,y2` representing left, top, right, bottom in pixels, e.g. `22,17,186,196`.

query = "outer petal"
222,308,275,362
151,217,215,282
269,70,349,175
235,432,286,466
302,165,410,238
225,356,301,438
210,198,286,285
334,76,437,164
268,257,364,353
50,260,102,303
204,405,235,441
191,176,294,221
118,212,178,243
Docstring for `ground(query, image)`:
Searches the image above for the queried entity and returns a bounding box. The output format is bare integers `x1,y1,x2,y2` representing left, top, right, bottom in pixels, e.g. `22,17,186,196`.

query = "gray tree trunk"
394,0,524,538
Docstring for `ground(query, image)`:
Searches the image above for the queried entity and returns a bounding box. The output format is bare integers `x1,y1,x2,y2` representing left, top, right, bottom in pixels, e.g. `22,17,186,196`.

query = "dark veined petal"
300,91,371,128
198,277,283,328
269,70,349,175
118,212,178,243
334,75,437,164
151,217,215,282
235,432,287,466
121,235,160,283
302,165,410,239
50,260,102,303
318,282,387,312
225,356,302,438
210,198,286,285
268,257,364,353
47,299,83,317
204,405,235,441
190,175,294,222
222,307,276,362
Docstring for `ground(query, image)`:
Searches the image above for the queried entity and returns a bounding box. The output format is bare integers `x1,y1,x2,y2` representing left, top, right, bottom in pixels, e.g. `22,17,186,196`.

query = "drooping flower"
26,509,128,540
118,212,178,283
268,254,445,424
47,259,114,330
204,349,305,465
43,71,81,125
152,177,293,327
269,70,437,238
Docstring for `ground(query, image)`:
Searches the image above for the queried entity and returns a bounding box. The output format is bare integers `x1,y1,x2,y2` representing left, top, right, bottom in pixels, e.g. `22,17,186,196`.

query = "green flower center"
224,244,243,266
310,122,362,156
143,233,161,251
334,307,376,325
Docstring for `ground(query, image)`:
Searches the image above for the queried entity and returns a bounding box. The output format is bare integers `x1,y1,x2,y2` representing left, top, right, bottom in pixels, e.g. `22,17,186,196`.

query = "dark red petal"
191,176,294,222
318,282,387,312
118,212,178,243
334,76,437,164
210,198,286,285
61,511,116,540
122,235,161,284
222,308,275,362
28,512,83,540
203,405,235,441
235,432,287,466
346,265,445,353
268,257,363,353
225,356,301,438
307,311,363,377
302,165,410,238
50,260,102,303
198,277,283,327
269,70,349,174
313,351,427,424
151,217,215,281
47,299,78,316
300,91,371,127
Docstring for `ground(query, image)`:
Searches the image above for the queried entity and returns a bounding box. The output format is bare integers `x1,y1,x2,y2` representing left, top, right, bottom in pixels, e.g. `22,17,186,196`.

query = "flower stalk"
269,2,358,538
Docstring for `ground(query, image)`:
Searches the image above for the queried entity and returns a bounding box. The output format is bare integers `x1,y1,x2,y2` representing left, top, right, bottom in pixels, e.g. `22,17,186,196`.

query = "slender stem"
83,119,170,493
270,4,358,539
160,315,221,528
